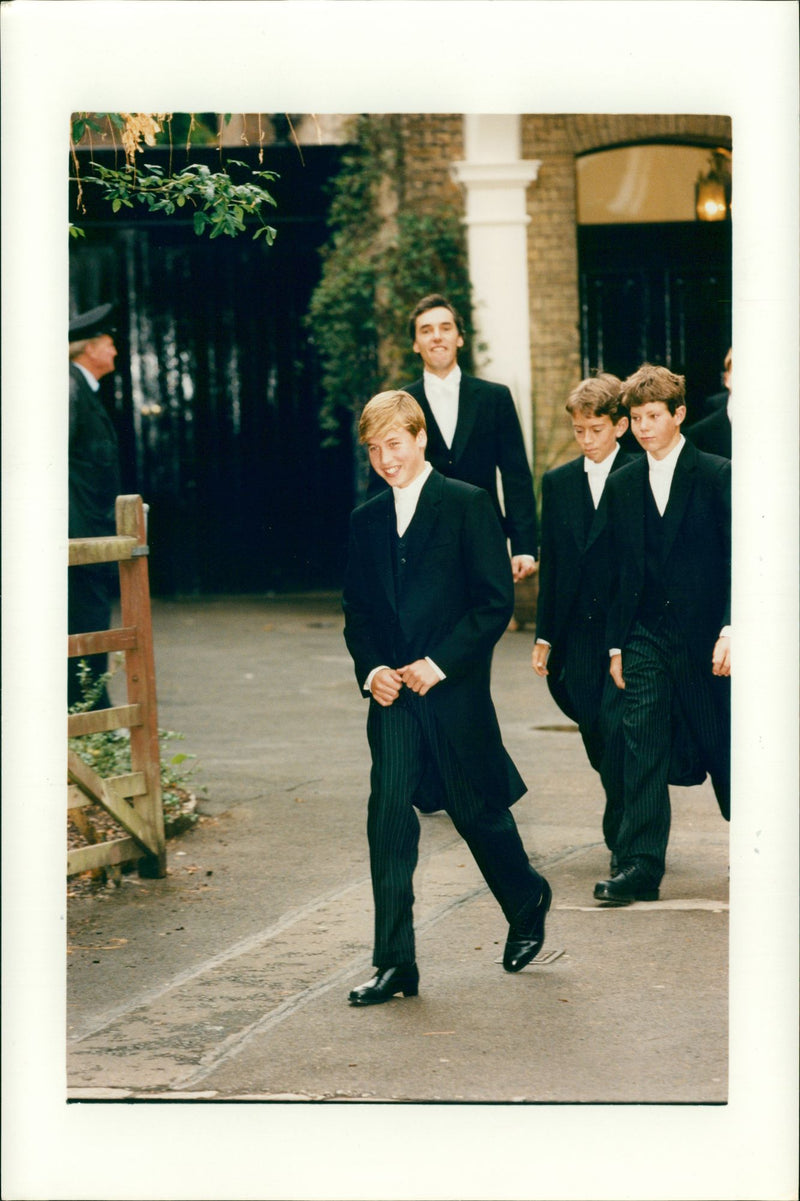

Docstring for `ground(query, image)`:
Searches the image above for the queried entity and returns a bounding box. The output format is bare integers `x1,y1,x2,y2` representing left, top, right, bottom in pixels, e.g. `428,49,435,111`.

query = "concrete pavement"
66,593,730,1104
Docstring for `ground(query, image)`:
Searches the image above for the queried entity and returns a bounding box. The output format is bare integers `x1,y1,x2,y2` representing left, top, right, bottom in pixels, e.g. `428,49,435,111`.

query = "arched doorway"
576,142,732,422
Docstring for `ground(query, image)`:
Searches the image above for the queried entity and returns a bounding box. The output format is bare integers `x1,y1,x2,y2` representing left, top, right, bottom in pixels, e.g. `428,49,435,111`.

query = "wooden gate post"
67,495,166,879
115,495,166,876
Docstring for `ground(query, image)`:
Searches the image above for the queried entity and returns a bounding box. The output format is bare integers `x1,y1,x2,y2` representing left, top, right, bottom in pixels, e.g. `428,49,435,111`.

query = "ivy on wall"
307,115,475,449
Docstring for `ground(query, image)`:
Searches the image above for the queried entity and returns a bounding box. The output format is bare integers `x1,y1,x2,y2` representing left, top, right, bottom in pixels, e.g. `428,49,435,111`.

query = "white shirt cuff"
364,665,390,692
425,656,446,681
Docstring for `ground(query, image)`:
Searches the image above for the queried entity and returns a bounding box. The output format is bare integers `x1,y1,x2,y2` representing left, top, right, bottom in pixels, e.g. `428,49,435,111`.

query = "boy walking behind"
343,391,551,1005
532,374,632,866
594,364,731,905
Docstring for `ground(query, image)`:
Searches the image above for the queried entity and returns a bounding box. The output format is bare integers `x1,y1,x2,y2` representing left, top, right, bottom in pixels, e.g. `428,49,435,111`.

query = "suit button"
400,557,407,564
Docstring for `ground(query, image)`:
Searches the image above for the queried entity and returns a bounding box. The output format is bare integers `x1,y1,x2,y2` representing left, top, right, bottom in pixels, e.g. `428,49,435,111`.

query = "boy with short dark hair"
594,363,731,904
533,373,631,865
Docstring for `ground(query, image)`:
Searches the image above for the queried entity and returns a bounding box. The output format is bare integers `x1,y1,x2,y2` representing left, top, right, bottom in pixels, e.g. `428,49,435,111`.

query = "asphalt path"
67,594,730,1105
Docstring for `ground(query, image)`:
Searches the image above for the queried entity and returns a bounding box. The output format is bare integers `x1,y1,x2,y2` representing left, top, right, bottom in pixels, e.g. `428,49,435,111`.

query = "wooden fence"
67,495,166,879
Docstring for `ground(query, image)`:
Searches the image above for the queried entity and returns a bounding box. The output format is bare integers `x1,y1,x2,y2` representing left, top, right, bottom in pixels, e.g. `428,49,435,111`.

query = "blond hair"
358,390,427,444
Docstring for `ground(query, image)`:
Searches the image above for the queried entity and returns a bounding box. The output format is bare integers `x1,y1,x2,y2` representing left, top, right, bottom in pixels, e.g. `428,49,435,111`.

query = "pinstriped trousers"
365,689,543,968
617,619,731,882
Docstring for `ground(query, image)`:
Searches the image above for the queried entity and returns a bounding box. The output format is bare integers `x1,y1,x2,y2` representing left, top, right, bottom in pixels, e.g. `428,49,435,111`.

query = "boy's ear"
616,415,629,435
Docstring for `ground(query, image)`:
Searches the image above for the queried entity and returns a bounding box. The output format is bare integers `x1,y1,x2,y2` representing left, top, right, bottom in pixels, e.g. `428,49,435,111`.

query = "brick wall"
395,114,465,208
363,112,733,479
522,113,732,477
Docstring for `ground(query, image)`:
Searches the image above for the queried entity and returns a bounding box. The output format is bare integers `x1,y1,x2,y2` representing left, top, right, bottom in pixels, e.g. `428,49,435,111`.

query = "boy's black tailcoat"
343,469,526,807
604,440,731,666
536,451,632,720
402,373,539,557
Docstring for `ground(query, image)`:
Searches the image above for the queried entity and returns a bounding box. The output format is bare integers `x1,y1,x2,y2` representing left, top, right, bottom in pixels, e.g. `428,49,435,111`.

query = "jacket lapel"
366,493,397,611
410,378,447,458
564,458,589,552
402,469,444,563
660,440,697,561
621,455,648,565
450,375,480,461
585,449,631,552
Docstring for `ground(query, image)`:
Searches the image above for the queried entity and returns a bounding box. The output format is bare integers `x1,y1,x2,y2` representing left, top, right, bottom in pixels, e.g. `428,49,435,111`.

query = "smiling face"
412,305,464,379
367,425,428,489
571,412,628,463
629,401,686,459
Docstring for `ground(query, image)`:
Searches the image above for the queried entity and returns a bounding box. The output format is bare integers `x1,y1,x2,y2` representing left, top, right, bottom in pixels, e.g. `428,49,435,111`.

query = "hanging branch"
70,112,279,242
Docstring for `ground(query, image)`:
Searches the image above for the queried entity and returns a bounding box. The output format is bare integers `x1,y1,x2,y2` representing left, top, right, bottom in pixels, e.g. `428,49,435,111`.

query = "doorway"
69,144,352,596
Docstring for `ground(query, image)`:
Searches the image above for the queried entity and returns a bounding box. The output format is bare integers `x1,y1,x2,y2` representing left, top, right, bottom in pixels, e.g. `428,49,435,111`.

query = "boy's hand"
609,652,625,690
712,636,731,677
398,659,440,696
370,668,403,707
511,555,537,582
531,643,550,677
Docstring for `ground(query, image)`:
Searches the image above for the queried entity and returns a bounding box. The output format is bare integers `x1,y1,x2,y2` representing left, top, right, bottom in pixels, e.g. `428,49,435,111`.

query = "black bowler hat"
68,302,117,341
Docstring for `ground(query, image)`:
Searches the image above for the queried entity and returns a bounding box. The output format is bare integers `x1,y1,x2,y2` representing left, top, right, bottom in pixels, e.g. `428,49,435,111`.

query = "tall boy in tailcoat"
370,294,539,580
595,364,731,905
343,391,551,1005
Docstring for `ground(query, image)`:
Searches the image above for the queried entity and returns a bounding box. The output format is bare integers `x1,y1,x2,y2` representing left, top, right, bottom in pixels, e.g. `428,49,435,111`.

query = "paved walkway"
58,592,778,1199
67,594,730,1101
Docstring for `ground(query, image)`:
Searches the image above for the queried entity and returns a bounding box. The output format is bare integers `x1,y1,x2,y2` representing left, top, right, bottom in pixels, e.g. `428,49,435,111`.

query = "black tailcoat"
343,469,525,808
394,374,539,558
603,440,732,856
686,406,732,460
536,450,632,721
605,440,731,667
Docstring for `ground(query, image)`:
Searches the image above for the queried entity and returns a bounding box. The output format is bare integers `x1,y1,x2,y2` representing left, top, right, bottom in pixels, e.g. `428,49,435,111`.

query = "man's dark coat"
399,374,539,558
69,362,121,538
342,469,525,808
686,405,732,460
605,440,731,667
68,362,122,706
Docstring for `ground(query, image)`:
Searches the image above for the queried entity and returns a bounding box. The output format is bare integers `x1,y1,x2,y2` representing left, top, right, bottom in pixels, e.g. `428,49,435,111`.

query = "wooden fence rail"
68,495,166,879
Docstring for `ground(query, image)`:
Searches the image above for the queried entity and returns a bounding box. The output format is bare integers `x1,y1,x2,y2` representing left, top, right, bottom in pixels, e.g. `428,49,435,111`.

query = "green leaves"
73,156,279,242
69,662,199,826
71,112,126,143
307,115,473,447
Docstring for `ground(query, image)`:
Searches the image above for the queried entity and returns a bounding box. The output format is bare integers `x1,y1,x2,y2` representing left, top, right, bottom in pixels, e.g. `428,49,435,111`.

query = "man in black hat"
68,303,121,708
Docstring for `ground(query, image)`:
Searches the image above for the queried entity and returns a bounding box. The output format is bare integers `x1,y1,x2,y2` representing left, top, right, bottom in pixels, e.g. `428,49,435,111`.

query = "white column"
451,115,540,459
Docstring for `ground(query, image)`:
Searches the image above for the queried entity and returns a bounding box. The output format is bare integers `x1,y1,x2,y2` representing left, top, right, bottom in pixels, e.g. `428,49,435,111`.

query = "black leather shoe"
593,865,660,905
348,963,419,1006
609,853,619,876
503,878,552,972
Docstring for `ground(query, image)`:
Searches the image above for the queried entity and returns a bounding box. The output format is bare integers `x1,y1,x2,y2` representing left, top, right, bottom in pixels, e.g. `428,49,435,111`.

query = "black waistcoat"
391,528,413,663
639,482,671,628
